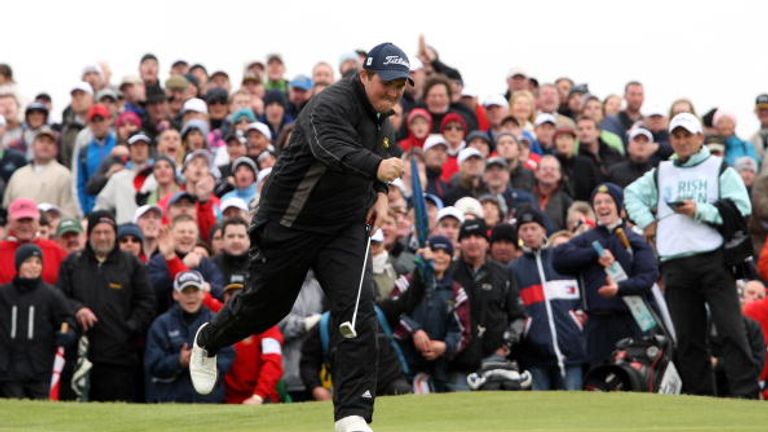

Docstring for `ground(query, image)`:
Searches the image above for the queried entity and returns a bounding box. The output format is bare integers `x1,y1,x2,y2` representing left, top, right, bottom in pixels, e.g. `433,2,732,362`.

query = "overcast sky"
5,0,767,135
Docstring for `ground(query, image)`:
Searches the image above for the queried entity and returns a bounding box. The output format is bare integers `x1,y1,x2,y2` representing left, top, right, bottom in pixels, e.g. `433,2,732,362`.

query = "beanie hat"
439,112,467,133
15,243,43,271
459,219,489,241
490,223,518,245
590,183,624,211
87,210,117,238
515,208,547,233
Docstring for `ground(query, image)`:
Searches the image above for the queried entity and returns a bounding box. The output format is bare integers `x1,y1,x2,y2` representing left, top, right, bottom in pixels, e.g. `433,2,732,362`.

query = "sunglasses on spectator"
445,124,464,131
120,236,141,244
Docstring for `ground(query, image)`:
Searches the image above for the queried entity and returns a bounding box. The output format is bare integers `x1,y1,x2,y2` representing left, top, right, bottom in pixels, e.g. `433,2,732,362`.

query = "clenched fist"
377,157,404,182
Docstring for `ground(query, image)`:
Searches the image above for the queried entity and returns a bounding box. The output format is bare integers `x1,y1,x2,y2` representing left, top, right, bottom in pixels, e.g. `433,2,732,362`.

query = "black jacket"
0,277,74,381
607,159,655,189
556,153,601,201
256,74,393,233
449,259,525,373
58,247,156,367
212,252,249,285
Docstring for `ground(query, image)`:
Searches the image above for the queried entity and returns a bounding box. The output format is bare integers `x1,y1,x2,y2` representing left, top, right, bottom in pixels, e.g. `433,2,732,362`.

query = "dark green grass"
1,391,765,432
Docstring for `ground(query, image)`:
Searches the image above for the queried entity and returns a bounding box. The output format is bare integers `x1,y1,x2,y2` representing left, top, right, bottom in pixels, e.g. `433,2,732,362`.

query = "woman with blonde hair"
510,90,536,131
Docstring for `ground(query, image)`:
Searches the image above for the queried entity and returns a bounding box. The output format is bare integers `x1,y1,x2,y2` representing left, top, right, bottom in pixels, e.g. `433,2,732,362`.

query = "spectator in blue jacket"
220,156,257,206
713,109,760,169
148,214,224,315
74,104,116,214
145,270,234,402
510,208,586,390
552,183,658,367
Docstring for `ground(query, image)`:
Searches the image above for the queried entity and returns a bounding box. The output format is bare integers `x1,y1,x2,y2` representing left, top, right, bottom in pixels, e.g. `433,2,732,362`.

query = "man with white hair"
625,113,758,398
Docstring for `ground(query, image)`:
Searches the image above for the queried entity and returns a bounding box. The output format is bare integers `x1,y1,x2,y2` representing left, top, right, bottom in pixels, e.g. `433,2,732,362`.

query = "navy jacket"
552,223,658,314
144,305,234,403
510,248,586,368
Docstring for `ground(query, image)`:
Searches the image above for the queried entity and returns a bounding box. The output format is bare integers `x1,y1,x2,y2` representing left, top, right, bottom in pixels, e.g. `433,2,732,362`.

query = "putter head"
339,321,357,339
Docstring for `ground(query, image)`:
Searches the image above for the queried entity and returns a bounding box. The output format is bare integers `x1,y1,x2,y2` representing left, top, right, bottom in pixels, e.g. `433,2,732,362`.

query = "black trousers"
0,380,49,399
662,250,759,398
586,312,640,368
200,220,378,422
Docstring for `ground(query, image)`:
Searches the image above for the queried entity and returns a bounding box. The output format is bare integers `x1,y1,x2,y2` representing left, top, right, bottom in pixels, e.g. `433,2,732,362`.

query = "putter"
339,223,373,339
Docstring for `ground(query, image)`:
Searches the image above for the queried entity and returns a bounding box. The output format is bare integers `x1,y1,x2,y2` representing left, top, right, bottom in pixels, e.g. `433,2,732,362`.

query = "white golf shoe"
190,323,217,395
334,415,372,432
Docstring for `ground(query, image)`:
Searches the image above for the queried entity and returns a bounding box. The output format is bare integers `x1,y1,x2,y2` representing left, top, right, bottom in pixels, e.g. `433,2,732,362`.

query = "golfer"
190,42,410,432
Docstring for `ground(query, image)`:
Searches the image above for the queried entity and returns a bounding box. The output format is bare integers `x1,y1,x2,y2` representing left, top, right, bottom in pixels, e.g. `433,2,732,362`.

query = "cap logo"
383,56,409,68
366,57,373,66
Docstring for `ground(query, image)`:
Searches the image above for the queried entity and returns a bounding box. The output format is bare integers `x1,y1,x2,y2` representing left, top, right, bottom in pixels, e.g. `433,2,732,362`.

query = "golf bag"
584,297,681,394
467,358,533,391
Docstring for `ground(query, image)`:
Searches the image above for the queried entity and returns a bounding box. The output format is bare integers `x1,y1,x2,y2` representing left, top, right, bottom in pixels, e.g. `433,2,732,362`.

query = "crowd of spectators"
1,35,768,402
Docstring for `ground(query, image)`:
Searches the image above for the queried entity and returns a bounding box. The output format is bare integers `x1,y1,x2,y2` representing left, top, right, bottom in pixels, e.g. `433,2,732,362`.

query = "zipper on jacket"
10,305,17,339
28,306,35,340
534,251,566,378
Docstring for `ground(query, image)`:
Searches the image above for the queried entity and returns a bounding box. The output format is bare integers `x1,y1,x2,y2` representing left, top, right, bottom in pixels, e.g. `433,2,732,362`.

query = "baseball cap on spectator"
553,127,576,141
183,149,213,171
71,81,93,96
266,53,284,64
423,134,448,153
168,191,198,206
230,108,256,124
119,75,143,90
86,104,110,122
455,197,485,219
15,243,43,272
407,108,431,125
289,75,313,91
486,156,508,170
133,204,163,223
38,202,60,215
490,223,518,245
466,130,491,146
182,98,208,115
590,183,624,210
25,102,49,116
86,210,117,237
669,112,702,134
628,127,653,142
174,270,205,292
263,90,287,109
459,218,488,241
34,126,57,141
116,111,141,129
515,207,547,233
569,84,589,96
507,67,527,79
755,94,768,109
704,135,726,155
205,87,229,105
117,223,144,243
181,119,210,140
165,75,190,91
734,156,758,173
362,42,413,85
482,94,509,108
339,52,358,66
534,113,557,127
257,148,277,165
127,132,151,146
9,198,40,221
256,167,272,190
245,121,272,141
461,87,477,98
371,229,385,243
242,73,261,85
232,156,258,176
424,194,444,210
220,197,249,213
457,147,483,165
644,104,666,118
96,88,119,102
437,206,464,224
56,218,83,237
440,112,467,133
428,235,454,256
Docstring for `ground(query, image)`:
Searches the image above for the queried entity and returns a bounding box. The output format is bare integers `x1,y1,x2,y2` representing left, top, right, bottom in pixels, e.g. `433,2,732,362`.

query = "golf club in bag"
339,223,373,339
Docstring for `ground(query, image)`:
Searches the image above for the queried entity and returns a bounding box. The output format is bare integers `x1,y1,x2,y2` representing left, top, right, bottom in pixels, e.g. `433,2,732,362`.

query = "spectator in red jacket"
221,283,284,404
0,198,67,285
398,108,432,152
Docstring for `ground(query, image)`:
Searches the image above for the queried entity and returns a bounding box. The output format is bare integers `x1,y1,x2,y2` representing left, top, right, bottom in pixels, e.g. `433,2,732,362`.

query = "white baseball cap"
220,197,249,213
133,204,162,223
437,206,465,224
534,113,557,127
256,166,272,189
423,134,448,153
454,197,485,219
182,98,208,115
246,121,273,141
668,112,702,134
507,67,527,78
458,147,483,165
371,229,385,242
482,94,509,108
70,81,94,97
628,127,654,142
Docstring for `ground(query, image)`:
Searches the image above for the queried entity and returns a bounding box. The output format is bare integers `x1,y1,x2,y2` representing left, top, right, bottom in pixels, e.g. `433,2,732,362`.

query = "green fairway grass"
0,391,765,432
